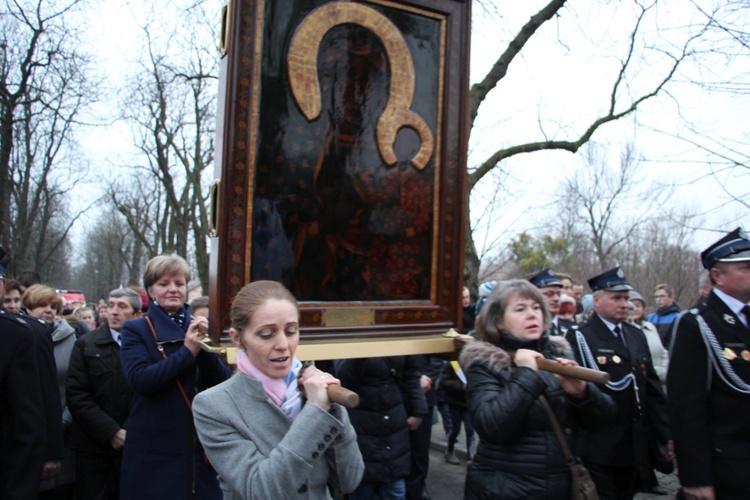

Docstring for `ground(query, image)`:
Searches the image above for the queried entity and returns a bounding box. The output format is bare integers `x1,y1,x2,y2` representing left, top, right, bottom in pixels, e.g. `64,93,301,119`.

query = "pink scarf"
236,350,302,420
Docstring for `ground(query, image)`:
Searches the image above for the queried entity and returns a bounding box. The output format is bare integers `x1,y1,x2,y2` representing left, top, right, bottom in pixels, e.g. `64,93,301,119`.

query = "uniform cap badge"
724,347,738,360
723,314,736,325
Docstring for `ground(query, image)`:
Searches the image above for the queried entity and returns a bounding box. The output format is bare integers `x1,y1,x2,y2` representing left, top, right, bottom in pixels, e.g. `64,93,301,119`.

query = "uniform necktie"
614,325,627,348
742,305,750,328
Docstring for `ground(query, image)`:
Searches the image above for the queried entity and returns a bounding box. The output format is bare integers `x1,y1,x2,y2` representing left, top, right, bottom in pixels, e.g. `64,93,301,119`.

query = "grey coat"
40,319,76,491
193,373,364,499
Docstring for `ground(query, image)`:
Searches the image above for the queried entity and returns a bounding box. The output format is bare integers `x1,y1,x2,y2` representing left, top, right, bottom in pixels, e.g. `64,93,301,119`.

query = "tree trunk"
0,105,14,248
463,204,480,294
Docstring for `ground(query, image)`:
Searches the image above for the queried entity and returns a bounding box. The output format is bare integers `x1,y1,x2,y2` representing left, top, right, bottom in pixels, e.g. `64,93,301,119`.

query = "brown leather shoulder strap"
144,316,193,413
539,395,573,461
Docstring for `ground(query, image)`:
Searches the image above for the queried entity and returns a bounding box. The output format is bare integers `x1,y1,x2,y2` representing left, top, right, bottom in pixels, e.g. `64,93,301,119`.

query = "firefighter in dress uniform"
566,267,671,499
528,269,578,337
668,228,750,500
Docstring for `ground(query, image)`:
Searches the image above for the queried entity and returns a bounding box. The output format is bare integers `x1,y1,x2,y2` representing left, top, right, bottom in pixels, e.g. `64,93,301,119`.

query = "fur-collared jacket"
460,335,615,500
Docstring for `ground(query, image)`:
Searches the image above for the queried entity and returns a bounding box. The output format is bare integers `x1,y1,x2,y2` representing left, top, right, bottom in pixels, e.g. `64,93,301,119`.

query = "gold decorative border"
244,0,266,285
434,16,446,304
368,0,446,20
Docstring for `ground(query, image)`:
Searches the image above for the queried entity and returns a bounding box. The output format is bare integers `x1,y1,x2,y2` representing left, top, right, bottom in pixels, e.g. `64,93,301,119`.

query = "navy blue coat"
120,302,231,500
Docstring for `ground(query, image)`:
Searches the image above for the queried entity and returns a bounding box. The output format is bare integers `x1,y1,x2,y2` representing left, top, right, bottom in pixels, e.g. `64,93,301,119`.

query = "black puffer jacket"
460,335,615,500
334,356,428,483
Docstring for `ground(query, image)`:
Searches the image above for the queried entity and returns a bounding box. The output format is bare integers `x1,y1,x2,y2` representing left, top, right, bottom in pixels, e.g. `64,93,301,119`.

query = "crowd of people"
0,226,749,500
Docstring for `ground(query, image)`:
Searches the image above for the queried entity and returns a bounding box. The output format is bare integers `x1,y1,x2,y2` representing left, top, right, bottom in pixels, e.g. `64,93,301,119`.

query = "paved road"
424,417,681,500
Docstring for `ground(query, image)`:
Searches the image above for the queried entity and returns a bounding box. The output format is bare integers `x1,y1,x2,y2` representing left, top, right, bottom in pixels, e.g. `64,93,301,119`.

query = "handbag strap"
539,394,574,462
145,316,193,413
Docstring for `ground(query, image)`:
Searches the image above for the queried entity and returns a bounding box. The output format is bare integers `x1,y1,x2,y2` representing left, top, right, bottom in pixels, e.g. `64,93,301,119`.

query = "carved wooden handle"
328,385,360,408
537,358,610,385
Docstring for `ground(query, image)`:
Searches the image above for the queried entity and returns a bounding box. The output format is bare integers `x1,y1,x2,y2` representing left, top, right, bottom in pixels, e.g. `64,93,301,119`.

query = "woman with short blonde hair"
119,254,231,500
21,284,62,317
23,284,76,496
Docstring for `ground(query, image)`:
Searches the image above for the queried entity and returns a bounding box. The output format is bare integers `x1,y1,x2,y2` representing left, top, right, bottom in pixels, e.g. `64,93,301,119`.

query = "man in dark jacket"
405,355,443,500
335,356,429,499
567,267,671,500
647,283,680,348
66,288,141,499
0,249,64,496
0,269,47,499
668,228,750,499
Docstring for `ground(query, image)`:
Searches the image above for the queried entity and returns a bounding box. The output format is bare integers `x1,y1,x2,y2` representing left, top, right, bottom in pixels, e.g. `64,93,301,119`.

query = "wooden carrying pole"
537,358,610,385
327,385,360,409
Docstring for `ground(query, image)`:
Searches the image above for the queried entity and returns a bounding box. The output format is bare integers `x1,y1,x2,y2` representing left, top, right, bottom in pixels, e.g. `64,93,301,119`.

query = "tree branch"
469,0,567,129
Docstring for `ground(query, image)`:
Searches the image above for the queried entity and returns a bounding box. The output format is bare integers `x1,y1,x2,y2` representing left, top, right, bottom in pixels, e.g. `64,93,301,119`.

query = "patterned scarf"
236,350,303,421
154,302,187,328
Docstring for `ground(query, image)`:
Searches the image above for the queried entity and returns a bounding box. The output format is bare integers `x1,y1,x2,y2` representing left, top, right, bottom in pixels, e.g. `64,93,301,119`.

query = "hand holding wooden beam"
327,385,360,408
536,358,610,385
301,361,360,408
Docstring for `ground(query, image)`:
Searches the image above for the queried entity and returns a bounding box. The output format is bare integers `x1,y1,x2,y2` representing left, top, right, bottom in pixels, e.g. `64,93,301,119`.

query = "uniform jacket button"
312,452,319,459
317,443,325,450
330,427,338,434
324,434,331,442
298,484,308,493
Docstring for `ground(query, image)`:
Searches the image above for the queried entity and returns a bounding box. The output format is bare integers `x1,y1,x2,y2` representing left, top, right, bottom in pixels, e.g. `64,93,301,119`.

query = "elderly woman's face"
149,272,187,313
498,294,544,340
231,299,299,379
28,302,57,324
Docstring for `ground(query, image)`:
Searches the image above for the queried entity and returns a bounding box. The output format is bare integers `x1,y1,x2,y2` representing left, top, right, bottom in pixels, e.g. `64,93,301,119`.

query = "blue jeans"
349,478,406,500
447,404,475,461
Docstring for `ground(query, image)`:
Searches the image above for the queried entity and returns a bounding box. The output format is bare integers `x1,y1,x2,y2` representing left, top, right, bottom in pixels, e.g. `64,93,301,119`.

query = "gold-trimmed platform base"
199,331,471,364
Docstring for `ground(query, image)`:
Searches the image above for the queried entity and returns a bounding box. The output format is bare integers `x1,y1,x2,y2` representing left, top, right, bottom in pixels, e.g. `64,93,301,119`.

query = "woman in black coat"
460,279,615,499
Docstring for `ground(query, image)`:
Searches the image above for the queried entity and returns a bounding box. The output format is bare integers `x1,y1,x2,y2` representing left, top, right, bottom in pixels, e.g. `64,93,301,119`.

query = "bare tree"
562,143,666,269
113,2,217,290
465,0,704,285
109,174,164,280
0,0,96,275
500,142,701,305
71,206,138,300
614,216,702,308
